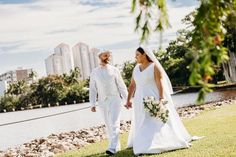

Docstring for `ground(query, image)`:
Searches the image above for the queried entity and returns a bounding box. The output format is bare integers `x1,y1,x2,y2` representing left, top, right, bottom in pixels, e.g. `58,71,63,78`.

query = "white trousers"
98,96,122,152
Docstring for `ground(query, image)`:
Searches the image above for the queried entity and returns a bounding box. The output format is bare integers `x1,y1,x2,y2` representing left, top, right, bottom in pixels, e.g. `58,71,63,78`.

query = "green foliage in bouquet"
143,96,169,123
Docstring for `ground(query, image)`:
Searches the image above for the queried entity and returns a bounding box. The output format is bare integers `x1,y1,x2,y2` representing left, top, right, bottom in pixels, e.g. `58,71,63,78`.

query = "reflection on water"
0,89,235,150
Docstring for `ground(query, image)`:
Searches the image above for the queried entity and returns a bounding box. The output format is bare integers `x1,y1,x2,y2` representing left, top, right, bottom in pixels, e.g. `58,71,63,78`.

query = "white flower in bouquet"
147,102,153,109
160,107,165,114
152,100,158,106
152,107,157,113
143,96,169,123
143,97,148,102
156,112,161,117
149,96,155,101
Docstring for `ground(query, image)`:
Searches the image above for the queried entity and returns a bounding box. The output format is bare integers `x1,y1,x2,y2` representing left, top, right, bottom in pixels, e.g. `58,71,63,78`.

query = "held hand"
124,101,132,109
91,106,96,112
160,98,164,102
159,98,167,105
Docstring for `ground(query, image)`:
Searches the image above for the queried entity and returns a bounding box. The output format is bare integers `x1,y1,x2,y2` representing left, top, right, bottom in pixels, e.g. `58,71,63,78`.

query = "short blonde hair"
97,50,111,57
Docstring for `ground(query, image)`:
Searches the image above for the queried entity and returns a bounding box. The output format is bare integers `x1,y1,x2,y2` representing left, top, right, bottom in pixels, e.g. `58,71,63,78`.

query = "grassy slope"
57,104,236,157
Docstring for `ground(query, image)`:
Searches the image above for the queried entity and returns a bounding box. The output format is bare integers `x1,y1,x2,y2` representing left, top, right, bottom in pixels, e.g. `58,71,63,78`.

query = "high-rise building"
72,43,114,80
45,53,64,75
0,71,15,83
0,68,35,96
0,80,7,96
45,43,74,76
0,68,34,84
72,42,91,80
54,43,74,74
89,48,100,69
46,42,113,80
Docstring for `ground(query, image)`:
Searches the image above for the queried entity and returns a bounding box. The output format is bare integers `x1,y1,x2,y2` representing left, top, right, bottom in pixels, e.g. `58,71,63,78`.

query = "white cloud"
0,0,198,76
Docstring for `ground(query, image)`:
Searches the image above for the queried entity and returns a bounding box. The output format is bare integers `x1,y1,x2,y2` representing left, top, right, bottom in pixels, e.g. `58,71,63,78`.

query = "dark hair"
136,47,153,62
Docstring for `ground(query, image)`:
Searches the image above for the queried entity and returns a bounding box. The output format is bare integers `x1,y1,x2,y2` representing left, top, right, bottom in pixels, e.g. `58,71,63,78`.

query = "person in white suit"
89,50,128,155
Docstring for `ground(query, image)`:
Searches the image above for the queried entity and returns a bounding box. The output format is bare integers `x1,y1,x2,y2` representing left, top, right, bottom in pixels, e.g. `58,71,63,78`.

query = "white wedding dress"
127,63,192,155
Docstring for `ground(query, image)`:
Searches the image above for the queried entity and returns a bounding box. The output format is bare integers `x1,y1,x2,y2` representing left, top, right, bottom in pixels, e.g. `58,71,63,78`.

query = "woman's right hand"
125,101,132,109
91,106,96,112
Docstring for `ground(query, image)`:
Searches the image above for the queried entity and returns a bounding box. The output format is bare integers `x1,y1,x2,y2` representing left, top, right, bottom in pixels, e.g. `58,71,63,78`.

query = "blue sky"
0,0,198,77
0,0,35,4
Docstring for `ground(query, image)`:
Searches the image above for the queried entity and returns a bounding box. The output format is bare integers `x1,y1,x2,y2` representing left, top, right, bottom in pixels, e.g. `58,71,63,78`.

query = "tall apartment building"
72,42,91,80
45,43,74,75
54,43,74,74
45,53,64,75
72,43,114,80
89,48,100,69
0,80,7,96
0,68,34,84
0,68,35,96
45,42,113,80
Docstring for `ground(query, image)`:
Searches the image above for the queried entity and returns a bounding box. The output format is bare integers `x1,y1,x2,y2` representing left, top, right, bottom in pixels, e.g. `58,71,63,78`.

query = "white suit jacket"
89,64,128,107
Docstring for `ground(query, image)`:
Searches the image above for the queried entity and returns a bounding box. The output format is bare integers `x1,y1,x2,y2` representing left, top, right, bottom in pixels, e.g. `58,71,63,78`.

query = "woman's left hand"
125,101,132,109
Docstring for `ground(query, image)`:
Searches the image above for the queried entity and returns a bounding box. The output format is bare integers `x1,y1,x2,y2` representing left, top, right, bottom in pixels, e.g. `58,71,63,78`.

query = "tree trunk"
223,51,236,83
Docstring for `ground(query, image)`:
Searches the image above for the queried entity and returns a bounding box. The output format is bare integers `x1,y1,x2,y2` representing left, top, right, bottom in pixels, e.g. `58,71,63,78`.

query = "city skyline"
45,42,109,80
72,42,95,80
45,43,75,76
0,0,199,77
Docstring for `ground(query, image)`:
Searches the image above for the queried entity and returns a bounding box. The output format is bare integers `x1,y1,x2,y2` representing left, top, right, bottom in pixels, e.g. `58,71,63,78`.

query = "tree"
222,12,236,83
62,81,89,104
131,0,169,42
131,0,236,103
0,70,90,111
121,61,136,87
154,27,225,86
31,75,66,106
6,80,28,96
154,38,192,86
63,67,80,85
0,95,18,112
28,70,37,83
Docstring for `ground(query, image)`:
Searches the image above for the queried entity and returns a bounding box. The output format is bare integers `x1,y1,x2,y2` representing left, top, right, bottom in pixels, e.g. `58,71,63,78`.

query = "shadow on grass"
82,147,191,157
83,148,136,157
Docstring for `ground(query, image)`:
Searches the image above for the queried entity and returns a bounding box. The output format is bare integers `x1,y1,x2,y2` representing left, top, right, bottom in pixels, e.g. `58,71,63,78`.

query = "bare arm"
125,77,136,109
154,65,164,100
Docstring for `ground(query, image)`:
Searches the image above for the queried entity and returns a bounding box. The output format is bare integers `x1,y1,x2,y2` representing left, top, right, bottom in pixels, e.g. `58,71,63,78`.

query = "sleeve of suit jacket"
89,70,97,107
114,67,128,100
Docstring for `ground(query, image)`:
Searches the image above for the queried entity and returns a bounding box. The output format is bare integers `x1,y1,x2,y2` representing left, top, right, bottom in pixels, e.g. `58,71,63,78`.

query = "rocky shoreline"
0,98,235,157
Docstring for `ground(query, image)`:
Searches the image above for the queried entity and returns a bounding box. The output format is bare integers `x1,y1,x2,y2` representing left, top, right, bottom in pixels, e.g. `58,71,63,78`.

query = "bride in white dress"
125,47,193,155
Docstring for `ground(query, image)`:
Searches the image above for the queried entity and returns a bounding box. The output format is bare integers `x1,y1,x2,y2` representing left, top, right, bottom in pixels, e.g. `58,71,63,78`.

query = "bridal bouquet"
143,96,169,123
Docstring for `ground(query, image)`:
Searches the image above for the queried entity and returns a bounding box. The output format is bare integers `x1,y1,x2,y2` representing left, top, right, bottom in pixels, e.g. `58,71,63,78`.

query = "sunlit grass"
57,104,236,157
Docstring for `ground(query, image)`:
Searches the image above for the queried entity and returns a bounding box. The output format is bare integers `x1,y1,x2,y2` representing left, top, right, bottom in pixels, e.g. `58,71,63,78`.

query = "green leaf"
131,0,137,13
135,11,142,31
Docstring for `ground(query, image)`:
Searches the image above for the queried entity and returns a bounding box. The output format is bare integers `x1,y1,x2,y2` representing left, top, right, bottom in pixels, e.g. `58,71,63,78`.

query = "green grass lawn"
57,104,236,157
